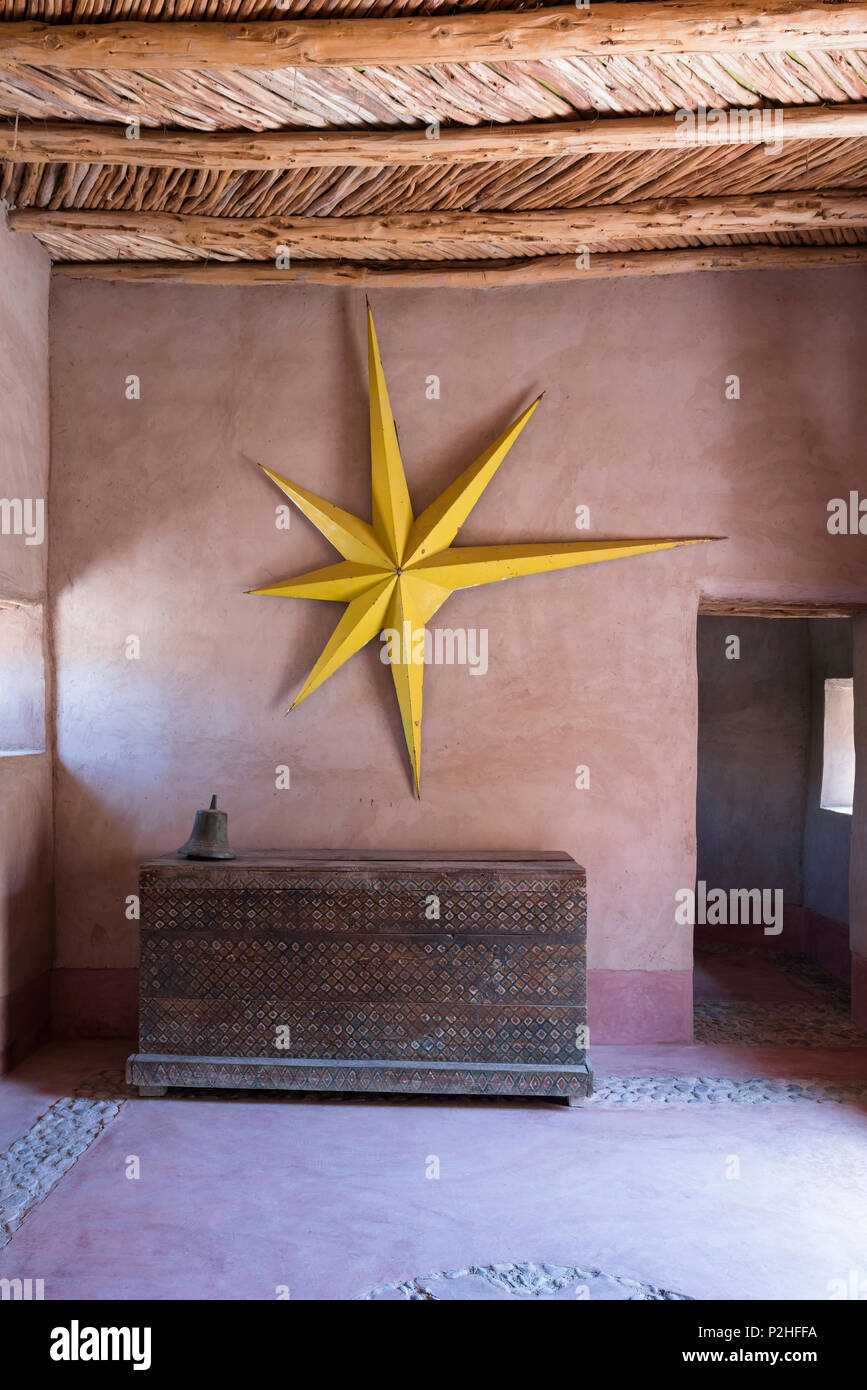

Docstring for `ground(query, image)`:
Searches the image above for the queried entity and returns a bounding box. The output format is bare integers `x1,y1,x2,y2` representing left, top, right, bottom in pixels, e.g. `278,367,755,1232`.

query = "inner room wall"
802,618,853,980
0,215,53,1071
48,267,867,1045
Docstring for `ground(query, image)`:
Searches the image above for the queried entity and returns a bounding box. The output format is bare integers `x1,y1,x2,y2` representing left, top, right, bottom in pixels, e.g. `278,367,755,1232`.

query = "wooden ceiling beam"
699,596,867,616
3,106,867,170
50,246,867,285
11,193,867,256
1,3,867,71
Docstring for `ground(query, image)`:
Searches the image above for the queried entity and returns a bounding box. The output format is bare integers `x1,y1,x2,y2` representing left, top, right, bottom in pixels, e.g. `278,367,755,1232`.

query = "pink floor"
1,948,866,1301
693,952,820,1004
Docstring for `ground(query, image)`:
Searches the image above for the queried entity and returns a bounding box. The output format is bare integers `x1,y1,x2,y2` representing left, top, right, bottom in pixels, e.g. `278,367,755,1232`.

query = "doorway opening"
694,609,864,1044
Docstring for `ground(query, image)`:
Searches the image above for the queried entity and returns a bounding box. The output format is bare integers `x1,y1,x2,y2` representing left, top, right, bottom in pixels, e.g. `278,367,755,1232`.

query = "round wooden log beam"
50,245,867,286
2,106,866,170
12,193,867,259
1,4,866,71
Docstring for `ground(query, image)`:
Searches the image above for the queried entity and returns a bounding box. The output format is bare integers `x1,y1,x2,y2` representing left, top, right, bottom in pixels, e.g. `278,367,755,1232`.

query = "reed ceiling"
1,0,867,283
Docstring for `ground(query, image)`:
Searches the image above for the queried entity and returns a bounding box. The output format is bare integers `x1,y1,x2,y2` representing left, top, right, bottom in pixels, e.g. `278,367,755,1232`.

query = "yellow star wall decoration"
251,307,708,797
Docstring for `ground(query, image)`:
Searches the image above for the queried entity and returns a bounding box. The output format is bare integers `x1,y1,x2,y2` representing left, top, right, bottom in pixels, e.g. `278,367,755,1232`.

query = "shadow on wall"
0,757,53,1069
50,765,145,1040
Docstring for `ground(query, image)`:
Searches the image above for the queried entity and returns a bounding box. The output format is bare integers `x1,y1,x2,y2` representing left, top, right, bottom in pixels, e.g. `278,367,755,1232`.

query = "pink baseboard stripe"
0,969,51,1073
51,968,138,1040
589,969,693,1044
49,966,695,1046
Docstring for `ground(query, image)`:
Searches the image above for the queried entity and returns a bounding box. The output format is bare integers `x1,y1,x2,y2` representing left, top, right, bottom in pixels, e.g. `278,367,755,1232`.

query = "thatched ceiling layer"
2,1,867,283
2,50,867,129
5,140,867,218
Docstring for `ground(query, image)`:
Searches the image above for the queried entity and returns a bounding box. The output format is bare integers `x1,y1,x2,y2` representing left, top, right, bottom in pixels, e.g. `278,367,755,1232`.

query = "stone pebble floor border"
2,1067,867,1258
0,1078,124,1252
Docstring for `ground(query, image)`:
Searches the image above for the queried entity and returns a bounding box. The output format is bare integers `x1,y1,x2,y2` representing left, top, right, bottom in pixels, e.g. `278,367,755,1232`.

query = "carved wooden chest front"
126,850,592,1101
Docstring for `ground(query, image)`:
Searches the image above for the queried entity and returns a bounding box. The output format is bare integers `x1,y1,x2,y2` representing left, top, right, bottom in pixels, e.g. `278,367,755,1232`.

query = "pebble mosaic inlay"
584,1076,867,1106
0,1071,128,1252
363,1261,694,1301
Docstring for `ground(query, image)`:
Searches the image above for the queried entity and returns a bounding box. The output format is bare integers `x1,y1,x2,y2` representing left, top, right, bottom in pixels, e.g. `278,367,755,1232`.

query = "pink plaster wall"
48,270,867,1042
0,216,53,1068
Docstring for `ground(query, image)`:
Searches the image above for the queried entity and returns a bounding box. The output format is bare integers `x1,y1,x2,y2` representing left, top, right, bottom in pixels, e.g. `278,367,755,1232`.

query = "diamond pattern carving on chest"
130,853,593,1100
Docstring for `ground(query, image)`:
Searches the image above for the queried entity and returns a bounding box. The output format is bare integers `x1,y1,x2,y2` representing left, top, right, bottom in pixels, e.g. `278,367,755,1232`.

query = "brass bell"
178,795,236,860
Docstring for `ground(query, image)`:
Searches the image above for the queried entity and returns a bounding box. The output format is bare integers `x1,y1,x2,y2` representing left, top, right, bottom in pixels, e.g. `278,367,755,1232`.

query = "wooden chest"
126,850,593,1102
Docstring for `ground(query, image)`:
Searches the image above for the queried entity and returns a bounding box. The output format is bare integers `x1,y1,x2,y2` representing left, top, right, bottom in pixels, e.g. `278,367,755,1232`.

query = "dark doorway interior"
694,615,860,1042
